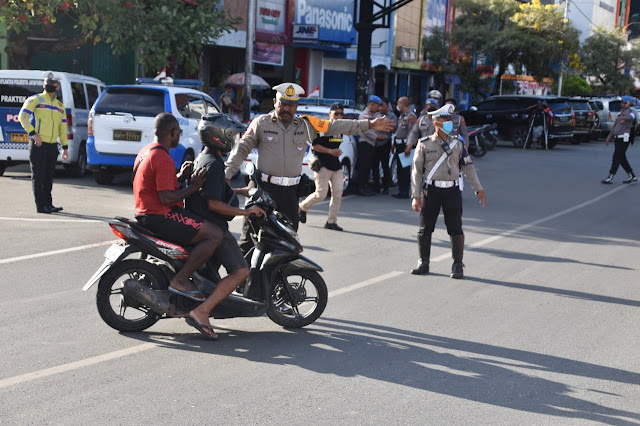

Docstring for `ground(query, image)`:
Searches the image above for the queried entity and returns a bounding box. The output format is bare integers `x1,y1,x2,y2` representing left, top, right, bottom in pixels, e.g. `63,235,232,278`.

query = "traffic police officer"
225,82,394,251
444,98,469,144
356,95,384,196
393,96,416,199
410,104,487,279
602,96,637,184
19,71,69,214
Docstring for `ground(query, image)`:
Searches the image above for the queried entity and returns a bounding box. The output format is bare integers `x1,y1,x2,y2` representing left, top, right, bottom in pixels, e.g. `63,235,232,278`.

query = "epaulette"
272,116,277,122
293,117,299,125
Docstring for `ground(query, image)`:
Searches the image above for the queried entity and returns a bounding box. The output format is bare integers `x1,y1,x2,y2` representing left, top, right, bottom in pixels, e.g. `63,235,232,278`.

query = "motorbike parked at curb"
466,124,489,158
83,167,328,332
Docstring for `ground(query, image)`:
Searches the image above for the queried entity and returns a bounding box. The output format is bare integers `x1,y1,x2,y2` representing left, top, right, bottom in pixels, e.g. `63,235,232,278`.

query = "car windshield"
548,101,572,114
569,101,590,111
94,88,165,117
588,101,599,111
0,79,63,107
609,101,622,112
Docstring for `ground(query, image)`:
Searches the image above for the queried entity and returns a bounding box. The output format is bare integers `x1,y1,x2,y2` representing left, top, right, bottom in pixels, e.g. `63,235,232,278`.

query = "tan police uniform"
394,110,417,198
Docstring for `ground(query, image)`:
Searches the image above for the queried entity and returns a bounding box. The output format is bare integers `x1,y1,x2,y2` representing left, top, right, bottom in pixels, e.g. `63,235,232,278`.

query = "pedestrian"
392,96,416,199
18,71,69,214
220,83,243,116
355,95,385,196
428,89,442,108
298,103,347,231
224,83,394,252
410,104,487,279
372,97,397,194
133,113,224,303
528,101,547,149
183,114,266,339
602,96,637,184
444,98,469,144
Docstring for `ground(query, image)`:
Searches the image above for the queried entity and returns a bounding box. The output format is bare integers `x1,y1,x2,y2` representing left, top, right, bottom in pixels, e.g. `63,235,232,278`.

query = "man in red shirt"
133,113,223,304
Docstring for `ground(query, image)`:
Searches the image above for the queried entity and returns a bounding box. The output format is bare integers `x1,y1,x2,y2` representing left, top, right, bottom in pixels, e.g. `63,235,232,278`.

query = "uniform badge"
285,85,295,97
297,146,304,151
267,136,273,141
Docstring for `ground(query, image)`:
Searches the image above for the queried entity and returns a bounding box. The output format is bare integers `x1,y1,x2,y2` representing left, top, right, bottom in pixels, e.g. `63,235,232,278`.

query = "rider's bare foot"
170,277,203,296
188,310,218,339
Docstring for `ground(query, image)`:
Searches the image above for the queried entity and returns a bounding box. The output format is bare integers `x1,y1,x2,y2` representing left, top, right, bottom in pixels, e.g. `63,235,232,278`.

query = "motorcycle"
83,166,328,332
466,124,488,158
483,123,499,151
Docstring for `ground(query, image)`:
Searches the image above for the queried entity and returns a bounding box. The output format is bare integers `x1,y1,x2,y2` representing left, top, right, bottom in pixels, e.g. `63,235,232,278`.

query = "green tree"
580,26,640,94
551,74,592,96
0,0,239,74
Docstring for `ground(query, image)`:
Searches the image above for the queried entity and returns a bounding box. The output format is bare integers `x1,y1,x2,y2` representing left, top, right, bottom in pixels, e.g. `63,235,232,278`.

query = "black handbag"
309,155,322,172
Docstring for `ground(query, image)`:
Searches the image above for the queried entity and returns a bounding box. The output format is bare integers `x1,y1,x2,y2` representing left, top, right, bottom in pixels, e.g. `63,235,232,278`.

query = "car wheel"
0,163,5,177
95,170,114,185
341,159,351,192
66,143,88,177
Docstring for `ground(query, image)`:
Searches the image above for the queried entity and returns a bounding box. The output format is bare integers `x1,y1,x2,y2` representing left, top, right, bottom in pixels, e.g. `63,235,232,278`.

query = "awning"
371,54,391,69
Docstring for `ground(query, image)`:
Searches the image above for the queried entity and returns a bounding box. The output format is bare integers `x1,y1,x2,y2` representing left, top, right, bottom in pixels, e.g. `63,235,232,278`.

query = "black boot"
450,234,465,279
411,232,431,275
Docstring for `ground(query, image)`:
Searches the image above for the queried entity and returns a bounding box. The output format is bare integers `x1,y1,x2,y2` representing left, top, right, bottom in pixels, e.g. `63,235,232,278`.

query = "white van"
0,70,105,177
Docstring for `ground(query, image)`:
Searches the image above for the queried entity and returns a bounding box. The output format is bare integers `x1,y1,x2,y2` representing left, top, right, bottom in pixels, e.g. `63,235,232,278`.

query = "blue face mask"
441,121,453,134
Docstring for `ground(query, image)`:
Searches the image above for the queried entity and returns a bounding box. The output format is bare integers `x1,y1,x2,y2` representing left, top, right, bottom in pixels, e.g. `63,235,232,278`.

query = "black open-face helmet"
198,113,246,153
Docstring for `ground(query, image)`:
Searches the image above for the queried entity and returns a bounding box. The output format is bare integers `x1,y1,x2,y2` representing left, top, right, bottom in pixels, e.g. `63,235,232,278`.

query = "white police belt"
395,138,407,145
261,173,301,186
429,180,458,188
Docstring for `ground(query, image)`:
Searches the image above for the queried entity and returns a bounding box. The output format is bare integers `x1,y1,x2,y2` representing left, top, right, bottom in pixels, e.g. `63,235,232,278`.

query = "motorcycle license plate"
105,243,125,261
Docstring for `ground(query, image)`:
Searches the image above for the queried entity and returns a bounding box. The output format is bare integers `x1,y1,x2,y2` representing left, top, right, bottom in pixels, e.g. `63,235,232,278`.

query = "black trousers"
609,139,634,175
372,142,391,189
395,142,411,195
419,185,463,236
356,142,375,189
29,141,60,209
239,179,299,252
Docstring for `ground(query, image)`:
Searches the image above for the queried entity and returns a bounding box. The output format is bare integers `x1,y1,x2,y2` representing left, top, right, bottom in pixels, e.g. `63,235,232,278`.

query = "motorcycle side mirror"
470,106,478,112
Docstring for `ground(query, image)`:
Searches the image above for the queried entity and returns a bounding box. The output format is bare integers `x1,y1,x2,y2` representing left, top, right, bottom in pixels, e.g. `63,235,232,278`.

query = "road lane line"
328,271,403,298
430,185,628,262
0,240,118,265
0,216,105,223
0,343,157,389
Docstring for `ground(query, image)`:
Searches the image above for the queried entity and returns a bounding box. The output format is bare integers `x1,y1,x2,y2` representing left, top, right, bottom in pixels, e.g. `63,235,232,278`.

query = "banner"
253,42,284,66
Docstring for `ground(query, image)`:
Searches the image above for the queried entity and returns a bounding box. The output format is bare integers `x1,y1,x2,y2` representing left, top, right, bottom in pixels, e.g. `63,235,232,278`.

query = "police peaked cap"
427,104,455,118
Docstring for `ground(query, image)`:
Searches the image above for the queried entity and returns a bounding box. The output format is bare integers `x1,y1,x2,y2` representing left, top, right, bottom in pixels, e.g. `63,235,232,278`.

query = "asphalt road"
1,141,639,425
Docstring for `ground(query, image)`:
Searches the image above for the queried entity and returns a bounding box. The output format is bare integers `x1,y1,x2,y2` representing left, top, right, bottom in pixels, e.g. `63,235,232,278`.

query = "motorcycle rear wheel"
267,269,328,328
96,260,167,332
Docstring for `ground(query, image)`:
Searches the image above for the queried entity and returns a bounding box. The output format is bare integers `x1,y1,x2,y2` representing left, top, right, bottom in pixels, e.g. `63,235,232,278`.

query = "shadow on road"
123,317,640,424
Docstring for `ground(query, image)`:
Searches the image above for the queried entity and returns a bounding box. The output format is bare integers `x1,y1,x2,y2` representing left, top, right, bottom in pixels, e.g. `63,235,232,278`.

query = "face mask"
441,121,453,134
45,84,57,93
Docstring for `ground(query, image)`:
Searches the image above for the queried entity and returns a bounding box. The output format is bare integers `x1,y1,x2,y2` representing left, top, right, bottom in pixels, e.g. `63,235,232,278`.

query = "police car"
87,78,220,184
0,70,105,177
232,99,362,192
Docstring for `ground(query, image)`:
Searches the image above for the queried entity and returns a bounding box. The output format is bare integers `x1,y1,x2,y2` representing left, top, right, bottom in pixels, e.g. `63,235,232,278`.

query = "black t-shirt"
532,109,546,126
185,150,234,230
312,134,342,171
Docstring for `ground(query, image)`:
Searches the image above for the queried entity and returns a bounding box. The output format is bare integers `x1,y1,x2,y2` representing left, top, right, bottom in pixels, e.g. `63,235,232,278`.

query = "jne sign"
293,24,319,40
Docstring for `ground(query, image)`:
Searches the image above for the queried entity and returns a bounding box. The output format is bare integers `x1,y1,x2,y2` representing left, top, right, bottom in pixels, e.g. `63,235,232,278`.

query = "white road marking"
0,216,105,223
0,186,627,388
430,185,628,262
0,343,157,389
328,271,404,298
0,240,118,265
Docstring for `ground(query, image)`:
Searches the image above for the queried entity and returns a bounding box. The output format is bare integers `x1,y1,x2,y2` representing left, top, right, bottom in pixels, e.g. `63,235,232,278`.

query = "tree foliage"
580,26,640,94
551,74,592,96
0,0,240,74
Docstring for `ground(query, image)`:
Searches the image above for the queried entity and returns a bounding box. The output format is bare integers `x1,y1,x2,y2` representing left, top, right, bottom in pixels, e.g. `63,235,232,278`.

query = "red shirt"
133,143,181,215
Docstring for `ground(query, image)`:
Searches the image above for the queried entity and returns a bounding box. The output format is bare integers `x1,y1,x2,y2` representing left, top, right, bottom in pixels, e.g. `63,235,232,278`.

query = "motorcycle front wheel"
96,260,167,332
267,269,328,328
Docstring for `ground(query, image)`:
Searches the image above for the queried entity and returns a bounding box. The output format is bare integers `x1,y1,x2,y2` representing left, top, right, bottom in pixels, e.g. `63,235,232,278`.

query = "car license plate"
10,133,29,143
113,130,142,141
559,117,569,122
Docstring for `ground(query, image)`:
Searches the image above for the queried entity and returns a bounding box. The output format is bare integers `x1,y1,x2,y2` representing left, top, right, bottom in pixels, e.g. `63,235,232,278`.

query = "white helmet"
428,90,442,99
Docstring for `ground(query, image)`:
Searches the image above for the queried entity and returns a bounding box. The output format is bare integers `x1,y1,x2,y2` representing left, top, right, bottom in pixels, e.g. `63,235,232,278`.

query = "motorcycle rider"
184,114,266,339
133,113,223,303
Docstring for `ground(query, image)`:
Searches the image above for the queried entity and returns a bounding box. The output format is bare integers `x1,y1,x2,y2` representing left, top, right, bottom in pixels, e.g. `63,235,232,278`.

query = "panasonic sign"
295,0,356,44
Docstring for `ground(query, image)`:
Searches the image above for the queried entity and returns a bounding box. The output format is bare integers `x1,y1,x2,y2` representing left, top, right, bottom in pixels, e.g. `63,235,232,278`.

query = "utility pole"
243,0,256,122
354,0,415,107
557,0,569,96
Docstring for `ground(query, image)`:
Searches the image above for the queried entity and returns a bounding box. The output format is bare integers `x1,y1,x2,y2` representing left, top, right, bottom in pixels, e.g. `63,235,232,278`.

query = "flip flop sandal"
185,317,218,340
168,286,205,302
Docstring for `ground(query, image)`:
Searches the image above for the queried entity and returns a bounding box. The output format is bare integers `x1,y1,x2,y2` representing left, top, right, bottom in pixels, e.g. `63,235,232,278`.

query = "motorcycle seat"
114,216,161,239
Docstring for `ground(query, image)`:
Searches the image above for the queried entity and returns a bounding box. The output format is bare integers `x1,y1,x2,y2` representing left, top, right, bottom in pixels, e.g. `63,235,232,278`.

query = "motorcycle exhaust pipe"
123,279,171,316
